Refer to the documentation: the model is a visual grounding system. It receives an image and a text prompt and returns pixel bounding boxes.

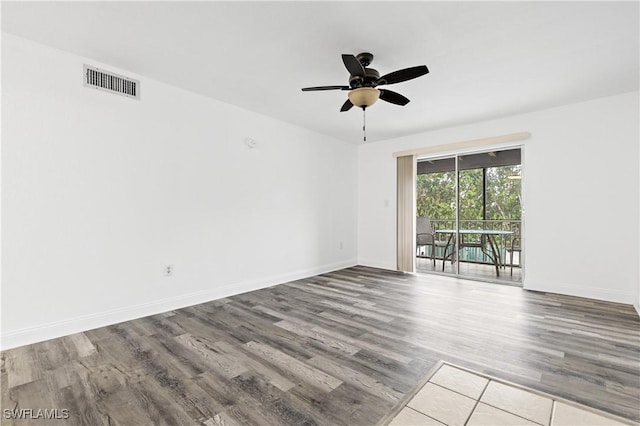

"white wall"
[1,35,358,349]
[358,91,639,306]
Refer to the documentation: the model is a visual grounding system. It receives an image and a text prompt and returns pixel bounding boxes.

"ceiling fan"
[301,52,429,112]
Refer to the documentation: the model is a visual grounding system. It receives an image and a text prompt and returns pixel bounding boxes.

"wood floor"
[2,266,639,425]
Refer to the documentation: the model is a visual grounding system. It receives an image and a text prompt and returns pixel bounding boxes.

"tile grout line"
[404,383,467,426]
[549,400,556,426]
[406,407,446,426]
[477,398,547,425]
[475,379,549,426]
[388,364,439,424]
[463,377,491,426]
[401,368,480,425]
[380,361,446,426]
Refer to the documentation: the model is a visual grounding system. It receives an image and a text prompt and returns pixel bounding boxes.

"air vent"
[83,65,139,99]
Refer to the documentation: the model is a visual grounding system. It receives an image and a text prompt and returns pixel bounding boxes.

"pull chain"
[362,107,367,142]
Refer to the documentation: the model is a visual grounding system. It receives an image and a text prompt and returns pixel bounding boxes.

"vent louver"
[83,65,140,99]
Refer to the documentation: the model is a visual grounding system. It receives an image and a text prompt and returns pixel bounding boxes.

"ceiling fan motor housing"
[350,68,380,88]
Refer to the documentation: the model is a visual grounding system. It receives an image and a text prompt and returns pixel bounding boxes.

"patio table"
[435,229,514,277]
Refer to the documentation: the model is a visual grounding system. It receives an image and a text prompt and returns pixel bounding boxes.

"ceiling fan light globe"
[348,87,380,108]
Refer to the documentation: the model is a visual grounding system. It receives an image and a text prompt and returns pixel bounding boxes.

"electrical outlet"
[164,265,174,277]
[339,241,344,250]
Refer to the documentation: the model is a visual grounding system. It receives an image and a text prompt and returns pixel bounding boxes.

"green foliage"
[416,171,455,219]
[486,166,522,220]
[416,165,521,221]
[459,168,483,220]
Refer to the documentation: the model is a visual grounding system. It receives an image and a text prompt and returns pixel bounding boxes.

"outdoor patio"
[416,218,522,284]
[416,255,522,284]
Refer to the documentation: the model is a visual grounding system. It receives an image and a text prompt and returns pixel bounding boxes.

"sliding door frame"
[415,143,525,285]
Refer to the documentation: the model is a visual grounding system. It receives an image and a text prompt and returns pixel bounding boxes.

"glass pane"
[458,168,483,221]
[486,165,522,221]
[486,164,522,283]
[416,158,457,275]
[457,151,522,283]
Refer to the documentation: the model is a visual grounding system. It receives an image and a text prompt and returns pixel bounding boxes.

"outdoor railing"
[421,219,521,265]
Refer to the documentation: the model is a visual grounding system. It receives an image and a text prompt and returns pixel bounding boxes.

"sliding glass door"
[416,148,523,284]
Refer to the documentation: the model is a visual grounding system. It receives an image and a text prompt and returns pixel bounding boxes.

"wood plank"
[307,354,402,402]
[175,333,249,379]
[244,341,343,393]
[274,320,361,355]
[213,340,297,392]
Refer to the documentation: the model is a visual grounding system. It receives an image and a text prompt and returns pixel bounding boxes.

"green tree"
[458,169,483,220]
[416,171,455,219]
[416,165,521,221]
[486,165,521,220]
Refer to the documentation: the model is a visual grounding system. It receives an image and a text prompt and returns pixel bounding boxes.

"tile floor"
[388,363,635,426]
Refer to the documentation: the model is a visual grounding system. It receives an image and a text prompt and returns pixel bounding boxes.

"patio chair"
[505,237,521,276]
[416,217,448,268]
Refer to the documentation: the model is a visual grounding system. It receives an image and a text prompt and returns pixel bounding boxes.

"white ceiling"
[2,1,638,143]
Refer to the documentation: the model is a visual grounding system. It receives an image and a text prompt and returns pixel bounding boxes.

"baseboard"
[356,258,397,272]
[523,279,635,305]
[0,259,357,351]
[634,301,640,318]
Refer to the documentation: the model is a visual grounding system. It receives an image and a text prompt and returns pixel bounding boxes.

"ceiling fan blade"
[342,54,365,78]
[379,89,410,106]
[377,65,429,85]
[340,99,354,112]
[302,85,350,91]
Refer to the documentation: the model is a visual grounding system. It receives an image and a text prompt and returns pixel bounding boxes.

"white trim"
[634,302,640,318]
[357,258,397,272]
[392,132,530,158]
[524,279,635,305]
[0,259,357,351]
